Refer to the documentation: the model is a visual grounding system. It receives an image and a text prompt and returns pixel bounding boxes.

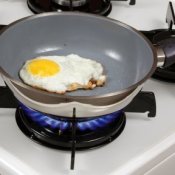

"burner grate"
[16,105,126,150]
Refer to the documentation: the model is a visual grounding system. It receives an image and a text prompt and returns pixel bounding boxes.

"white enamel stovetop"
[0,0,175,175]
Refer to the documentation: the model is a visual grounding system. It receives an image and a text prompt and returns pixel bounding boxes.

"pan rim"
[0,12,157,100]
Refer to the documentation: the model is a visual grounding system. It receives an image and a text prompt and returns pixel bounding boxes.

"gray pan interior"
[0,13,155,97]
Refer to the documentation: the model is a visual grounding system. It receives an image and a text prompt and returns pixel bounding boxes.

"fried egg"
[19,54,106,94]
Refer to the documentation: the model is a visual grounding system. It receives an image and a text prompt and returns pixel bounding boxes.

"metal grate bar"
[70,108,76,170]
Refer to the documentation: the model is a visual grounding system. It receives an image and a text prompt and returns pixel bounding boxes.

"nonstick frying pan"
[4,76,142,117]
[0,12,174,108]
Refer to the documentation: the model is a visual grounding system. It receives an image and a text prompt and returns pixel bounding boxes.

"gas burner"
[152,64,175,82]
[13,91,156,151]
[27,0,112,16]
[16,104,126,150]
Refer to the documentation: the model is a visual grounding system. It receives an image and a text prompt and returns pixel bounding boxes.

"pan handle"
[155,38,175,68]
[155,45,165,67]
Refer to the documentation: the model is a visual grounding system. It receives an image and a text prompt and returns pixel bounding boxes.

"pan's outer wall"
[0,13,157,105]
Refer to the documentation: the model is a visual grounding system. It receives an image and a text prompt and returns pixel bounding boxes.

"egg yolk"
[27,59,60,77]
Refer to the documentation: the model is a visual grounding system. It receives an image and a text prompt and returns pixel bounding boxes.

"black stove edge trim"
[0,86,156,117]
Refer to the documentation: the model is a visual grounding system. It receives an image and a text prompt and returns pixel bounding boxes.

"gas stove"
[0,0,175,175]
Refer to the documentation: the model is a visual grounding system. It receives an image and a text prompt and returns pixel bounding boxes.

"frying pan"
[4,75,142,117]
[0,13,174,111]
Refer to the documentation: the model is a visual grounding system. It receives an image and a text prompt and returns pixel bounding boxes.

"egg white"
[19,54,105,93]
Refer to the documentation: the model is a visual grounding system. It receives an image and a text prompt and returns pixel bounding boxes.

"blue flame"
[20,103,122,132]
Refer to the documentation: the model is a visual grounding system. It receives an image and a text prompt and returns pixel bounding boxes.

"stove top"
[0,0,175,175]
